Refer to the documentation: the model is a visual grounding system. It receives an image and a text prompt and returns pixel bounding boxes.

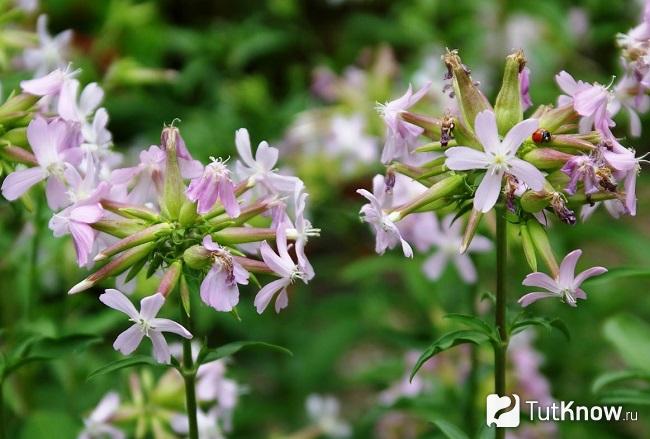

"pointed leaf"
[430,419,470,439]
[603,314,650,371]
[88,355,164,380]
[592,369,650,394]
[198,341,292,365]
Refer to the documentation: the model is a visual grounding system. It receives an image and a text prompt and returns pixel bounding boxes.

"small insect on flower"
[531,128,552,144]
[440,114,455,147]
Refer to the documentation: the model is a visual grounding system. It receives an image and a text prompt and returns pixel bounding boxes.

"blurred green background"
[1,0,650,437]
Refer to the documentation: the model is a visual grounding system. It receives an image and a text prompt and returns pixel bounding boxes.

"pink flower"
[357,175,413,257]
[519,249,607,307]
[99,289,192,364]
[186,159,240,217]
[78,392,124,439]
[21,66,78,96]
[422,214,492,284]
[22,15,72,77]
[283,192,318,279]
[445,110,545,212]
[561,154,601,195]
[254,227,313,314]
[377,82,431,164]
[110,145,166,205]
[602,140,647,216]
[200,236,249,312]
[58,79,104,124]
[556,71,615,134]
[235,128,301,195]
[1,117,81,209]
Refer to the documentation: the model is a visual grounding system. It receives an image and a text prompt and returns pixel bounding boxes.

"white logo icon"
[486,394,520,428]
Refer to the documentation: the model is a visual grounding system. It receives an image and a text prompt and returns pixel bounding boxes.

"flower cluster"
[0,18,318,365]
[356,47,636,307]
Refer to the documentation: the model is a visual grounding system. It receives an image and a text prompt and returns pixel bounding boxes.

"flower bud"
[452,117,482,149]
[520,190,550,213]
[395,174,464,218]
[519,222,537,271]
[178,199,198,227]
[460,209,483,254]
[94,222,173,261]
[212,227,276,245]
[182,245,212,270]
[100,200,161,222]
[233,256,273,275]
[566,191,618,208]
[538,104,578,133]
[0,144,37,165]
[548,134,596,152]
[1,127,28,148]
[526,219,559,277]
[157,261,182,297]
[0,93,38,120]
[91,218,149,238]
[68,242,156,294]
[399,112,441,139]
[160,125,186,220]
[442,49,492,131]
[494,50,525,134]
[522,148,573,169]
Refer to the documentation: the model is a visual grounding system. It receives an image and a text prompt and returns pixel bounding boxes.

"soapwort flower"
[99,289,192,364]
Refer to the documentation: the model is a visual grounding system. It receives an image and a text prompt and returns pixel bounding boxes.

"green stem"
[495,203,508,439]
[180,294,198,439]
[0,379,5,439]
[465,283,479,436]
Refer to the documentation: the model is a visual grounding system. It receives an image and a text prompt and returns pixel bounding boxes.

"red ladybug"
[531,129,552,143]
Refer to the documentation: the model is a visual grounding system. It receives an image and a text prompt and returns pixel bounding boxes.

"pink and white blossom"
[421,214,492,284]
[21,15,72,77]
[78,392,124,439]
[377,82,431,164]
[1,117,81,209]
[200,236,249,312]
[445,110,545,212]
[186,159,240,217]
[519,249,607,307]
[99,289,192,364]
[254,227,313,314]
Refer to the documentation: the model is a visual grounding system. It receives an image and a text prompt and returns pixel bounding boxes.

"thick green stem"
[465,283,479,436]
[495,203,508,439]
[180,295,198,439]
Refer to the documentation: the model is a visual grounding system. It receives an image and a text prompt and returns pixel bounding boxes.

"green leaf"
[410,330,491,381]
[88,355,164,380]
[510,316,570,340]
[430,419,470,439]
[198,341,292,365]
[598,388,650,406]
[477,425,496,439]
[445,313,494,336]
[4,334,101,377]
[592,369,650,394]
[584,267,650,285]
[20,410,79,439]
[603,314,650,371]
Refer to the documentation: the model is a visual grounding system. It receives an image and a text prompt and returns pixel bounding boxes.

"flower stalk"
[494,202,508,439]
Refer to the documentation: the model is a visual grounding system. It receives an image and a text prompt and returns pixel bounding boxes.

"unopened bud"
[548,134,597,153]
[520,190,550,213]
[100,200,161,222]
[179,199,198,227]
[0,94,38,120]
[94,223,173,261]
[522,148,574,169]
[157,261,182,297]
[396,174,464,217]
[183,245,212,270]
[494,50,525,134]
[212,227,276,245]
[68,242,156,294]
[1,127,28,148]
[233,256,273,275]
[399,112,441,139]
[92,218,149,238]
[161,125,186,220]
[442,49,492,131]
[0,144,37,165]
[538,104,578,133]
[526,219,559,277]
[460,209,483,254]
[519,222,537,272]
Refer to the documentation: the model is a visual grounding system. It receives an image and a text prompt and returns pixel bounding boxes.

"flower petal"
[148,330,171,364]
[254,278,289,314]
[473,170,503,213]
[518,292,558,307]
[508,158,546,191]
[100,289,139,320]
[422,251,447,280]
[573,267,607,287]
[444,147,489,171]
[522,272,559,293]
[113,324,144,355]
[1,167,47,201]
[139,293,165,321]
[501,118,539,155]
[473,110,500,153]
[150,318,192,339]
[559,249,582,287]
